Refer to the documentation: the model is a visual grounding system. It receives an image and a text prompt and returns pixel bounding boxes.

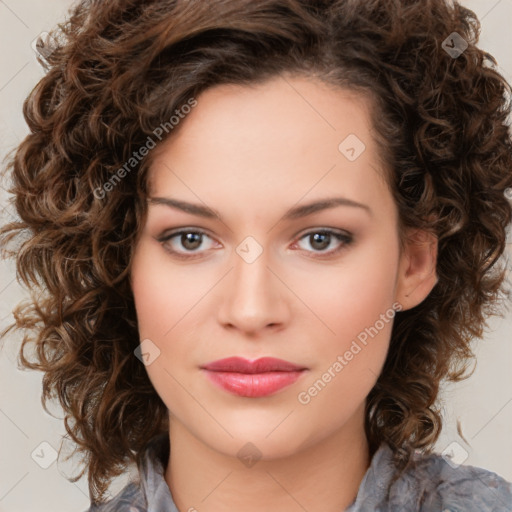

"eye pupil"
[310,233,330,250]
[182,232,202,250]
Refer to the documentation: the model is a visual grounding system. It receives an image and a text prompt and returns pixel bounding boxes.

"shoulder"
[387,448,512,511]
[83,481,146,512]
[83,433,170,512]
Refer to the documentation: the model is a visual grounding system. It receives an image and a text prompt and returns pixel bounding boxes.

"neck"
[164,405,371,512]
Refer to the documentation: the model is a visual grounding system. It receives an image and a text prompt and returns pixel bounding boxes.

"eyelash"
[157,228,354,260]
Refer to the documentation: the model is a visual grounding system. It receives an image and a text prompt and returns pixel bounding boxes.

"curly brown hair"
[1,0,511,505]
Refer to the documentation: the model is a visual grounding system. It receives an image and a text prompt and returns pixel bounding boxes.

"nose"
[217,246,290,336]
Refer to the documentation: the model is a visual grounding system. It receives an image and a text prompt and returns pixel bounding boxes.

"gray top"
[86,433,512,511]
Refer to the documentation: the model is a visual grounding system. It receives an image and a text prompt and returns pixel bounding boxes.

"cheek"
[130,245,197,399]
[294,262,397,421]
[317,245,397,308]
[299,239,399,366]
[130,243,201,337]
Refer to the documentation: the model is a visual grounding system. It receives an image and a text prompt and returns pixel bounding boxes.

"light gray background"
[1,1,511,511]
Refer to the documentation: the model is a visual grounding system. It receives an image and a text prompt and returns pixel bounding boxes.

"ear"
[395,228,439,311]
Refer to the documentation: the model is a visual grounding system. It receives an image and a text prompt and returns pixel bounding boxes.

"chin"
[200,423,316,462]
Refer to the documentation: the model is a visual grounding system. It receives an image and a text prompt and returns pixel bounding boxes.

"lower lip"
[202,370,306,397]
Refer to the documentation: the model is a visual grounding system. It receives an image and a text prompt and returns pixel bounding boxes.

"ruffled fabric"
[86,434,512,511]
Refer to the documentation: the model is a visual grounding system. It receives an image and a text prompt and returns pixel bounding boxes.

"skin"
[130,74,438,512]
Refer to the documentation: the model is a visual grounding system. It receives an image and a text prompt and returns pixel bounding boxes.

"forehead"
[146,75,391,217]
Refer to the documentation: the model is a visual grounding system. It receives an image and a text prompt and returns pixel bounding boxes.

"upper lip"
[201,357,307,373]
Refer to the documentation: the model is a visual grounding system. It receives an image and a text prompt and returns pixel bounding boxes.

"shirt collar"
[137,433,179,512]
[136,433,395,512]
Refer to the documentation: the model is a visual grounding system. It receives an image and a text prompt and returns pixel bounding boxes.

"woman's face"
[130,75,436,460]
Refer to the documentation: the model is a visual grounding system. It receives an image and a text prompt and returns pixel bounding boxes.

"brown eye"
[294,229,353,257]
[178,232,203,251]
[158,229,216,258]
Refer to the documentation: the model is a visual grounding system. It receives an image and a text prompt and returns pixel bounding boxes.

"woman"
[1,0,511,510]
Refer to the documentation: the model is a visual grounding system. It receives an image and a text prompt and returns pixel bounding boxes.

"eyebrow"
[148,196,372,220]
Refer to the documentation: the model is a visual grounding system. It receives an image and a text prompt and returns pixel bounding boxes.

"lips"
[201,356,307,373]
[200,357,308,398]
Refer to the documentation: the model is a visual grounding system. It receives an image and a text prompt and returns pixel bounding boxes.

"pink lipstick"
[200,356,308,398]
